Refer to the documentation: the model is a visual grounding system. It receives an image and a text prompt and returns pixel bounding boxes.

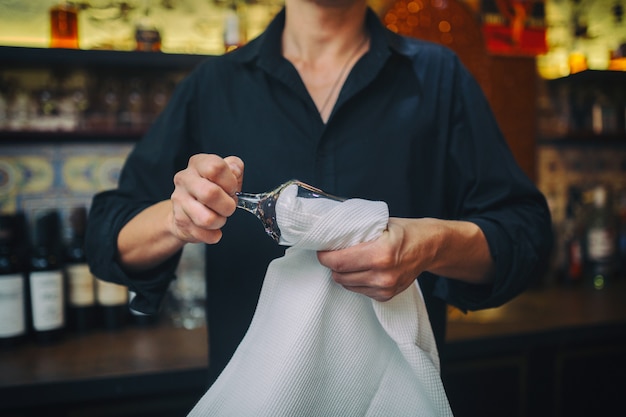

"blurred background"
[0,1,625,416]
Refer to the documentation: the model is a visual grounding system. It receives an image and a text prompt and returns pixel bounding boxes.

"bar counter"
[1,281,625,417]
[447,280,626,345]
[0,323,210,417]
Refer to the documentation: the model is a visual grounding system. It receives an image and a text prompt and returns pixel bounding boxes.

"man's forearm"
[117,200,185,271]
[419,218,495,284]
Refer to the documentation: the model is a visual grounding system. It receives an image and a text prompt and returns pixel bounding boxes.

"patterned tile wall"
[3,141,624,244]
[0,142,132,239]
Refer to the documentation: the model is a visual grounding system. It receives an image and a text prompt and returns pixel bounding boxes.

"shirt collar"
[229,7,422,68]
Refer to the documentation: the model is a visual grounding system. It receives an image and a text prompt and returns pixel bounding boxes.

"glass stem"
[235,192,262,215]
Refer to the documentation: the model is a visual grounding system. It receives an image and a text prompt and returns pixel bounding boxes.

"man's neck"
[282,0,368,63]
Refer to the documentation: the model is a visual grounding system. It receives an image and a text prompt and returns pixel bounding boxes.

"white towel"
[188,185,453,416]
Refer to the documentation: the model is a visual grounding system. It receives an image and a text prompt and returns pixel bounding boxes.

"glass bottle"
[0,214,28,347]
[616,187,626,279]
[561,186,584,285]
[135,0,162,52]
[96,278,128,330]
[65,206,96,333]
[584,185,618,290]
[29,210,66,344]
[223,0,246,53]
[50,1,79,49]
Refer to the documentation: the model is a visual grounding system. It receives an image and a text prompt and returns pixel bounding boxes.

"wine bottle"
[617,187,626,279]
[561,186,584,285]
[584,185,618,290]
[29,210,66,344]
[96,278,128,330]
[65,206,96,333]
[0,214,28,347]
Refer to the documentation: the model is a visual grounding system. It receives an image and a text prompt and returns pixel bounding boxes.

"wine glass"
[235,179,345,243]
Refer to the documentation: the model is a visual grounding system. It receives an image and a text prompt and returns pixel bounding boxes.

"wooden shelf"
[537,132,626,147]
[0,129,145,144]
[0,46,215,142]
[0,46,213,71]
[547,69,626,85]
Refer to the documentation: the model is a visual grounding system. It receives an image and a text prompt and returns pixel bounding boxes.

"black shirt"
[86,9,553,384]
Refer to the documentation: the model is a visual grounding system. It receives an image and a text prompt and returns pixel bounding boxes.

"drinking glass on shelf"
[7,84,33,131]
[167,243,206,329]
[71,85,89,130]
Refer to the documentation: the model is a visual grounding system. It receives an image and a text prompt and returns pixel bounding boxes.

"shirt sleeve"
[433,56,553,312]
[85,71,202,315]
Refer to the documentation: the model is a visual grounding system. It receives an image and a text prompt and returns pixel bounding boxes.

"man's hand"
[316,218,432,302]
[170,154,244,244]
[317,218,494,302]
[117,154,243,271]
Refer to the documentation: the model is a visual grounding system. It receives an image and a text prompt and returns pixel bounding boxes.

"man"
[86,0,553,387]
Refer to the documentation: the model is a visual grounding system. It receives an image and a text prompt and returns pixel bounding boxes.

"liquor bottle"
[65,207,96,333]
[96,278,128,330]
[135,0,162,52]
[223,0,246,53]
[617,187,626,279]
[561,186,584,285]
[49,1,79,49]
[29,210,66,344]
[584,185,618,290]
[0,214,28,347]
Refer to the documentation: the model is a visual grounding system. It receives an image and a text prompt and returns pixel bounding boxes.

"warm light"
[384,12,398,25]
[0,36,48,47]
[407,1,422,13]
[438,20,451,33]
[430,0,445,9]
[608,57,626,71]
[568,52,587,74]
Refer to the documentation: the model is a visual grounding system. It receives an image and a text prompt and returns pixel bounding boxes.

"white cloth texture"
[187,184,453,417]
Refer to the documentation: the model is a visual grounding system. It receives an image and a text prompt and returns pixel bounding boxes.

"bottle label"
[0,274,26,337]
[588,228,615,260]
[67,264,96,307]
[96,279,128,306]
[30,271,65,331]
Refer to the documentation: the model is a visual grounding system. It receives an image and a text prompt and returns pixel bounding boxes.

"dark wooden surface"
[0,324,208,388]
[443,281,626,417]
[446,281,626,343]
[2,282,625,386]
[1,281,625,416]
[0,324,209,415]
